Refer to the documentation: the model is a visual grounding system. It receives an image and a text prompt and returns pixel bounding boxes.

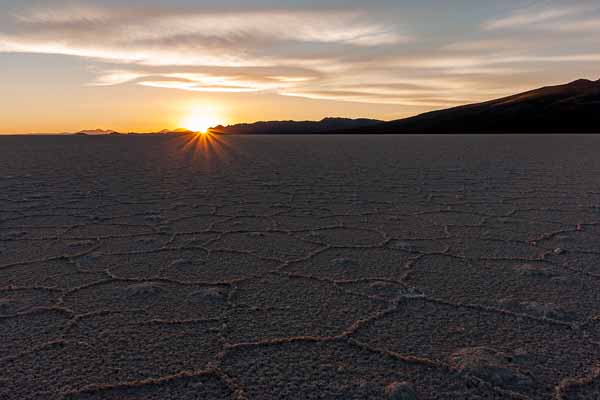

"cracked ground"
[1,134,600,399]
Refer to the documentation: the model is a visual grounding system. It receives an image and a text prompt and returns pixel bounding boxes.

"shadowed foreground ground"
[1,134,600,399]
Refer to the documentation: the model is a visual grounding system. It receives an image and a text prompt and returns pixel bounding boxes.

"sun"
[181,113,220,134]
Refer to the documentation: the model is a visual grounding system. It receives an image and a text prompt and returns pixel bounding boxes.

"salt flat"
[1,134,600,399]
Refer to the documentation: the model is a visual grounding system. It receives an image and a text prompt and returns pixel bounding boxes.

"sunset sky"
[1,0,599,133]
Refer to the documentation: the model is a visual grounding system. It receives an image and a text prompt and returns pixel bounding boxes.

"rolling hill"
[348,79,600,134]
[210,117,383,135]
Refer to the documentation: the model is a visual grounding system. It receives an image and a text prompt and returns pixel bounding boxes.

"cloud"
[0,5,413,91]
[3,6,408,64]
[483,3,600,31]
[444,38,534,52]
[483,6,585,30]
[138,80,261,93]
[90,70,147,86]
[81,48,600,106]
[385,52,600,73]
[555,18,600,32]
[280,89,473,107]
[0,4,428,105]
[14,4,114,25]
[1,2,598,111]
[278,72,538,107]
[88,65,323,94]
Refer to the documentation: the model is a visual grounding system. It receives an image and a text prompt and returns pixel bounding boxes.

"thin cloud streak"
[483,5,588,30]
[483,3,600,32]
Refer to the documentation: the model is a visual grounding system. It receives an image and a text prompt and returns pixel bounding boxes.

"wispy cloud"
[484,6,583,30]
[1,2,598,112]
[388,53,600,71]
[0,4,429,104]
[0,5,414,93]
[483,3,600,31]
[90,66,322,93]
[3,6,408,62]
[555,18,600,32]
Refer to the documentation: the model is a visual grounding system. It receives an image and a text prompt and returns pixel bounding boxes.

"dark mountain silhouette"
[347,79,600,134]
[75,129,118,135]
[158,128,195,134]
[72,128,194,136]
[211,117,383,135]
[69,79,600,136]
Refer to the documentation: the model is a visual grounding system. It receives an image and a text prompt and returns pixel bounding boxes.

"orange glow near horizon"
[181,108,222,133]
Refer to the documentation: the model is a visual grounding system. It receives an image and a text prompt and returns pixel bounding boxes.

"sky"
[1,0,599,133]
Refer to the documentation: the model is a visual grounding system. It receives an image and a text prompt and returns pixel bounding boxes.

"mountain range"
[348,78,600,134]
[75,129,119,135]
[74,128,195,136]
[72,79,600,135]
[210,117,383,135]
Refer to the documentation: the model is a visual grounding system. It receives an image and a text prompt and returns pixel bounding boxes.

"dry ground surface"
[1,134,600,399]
